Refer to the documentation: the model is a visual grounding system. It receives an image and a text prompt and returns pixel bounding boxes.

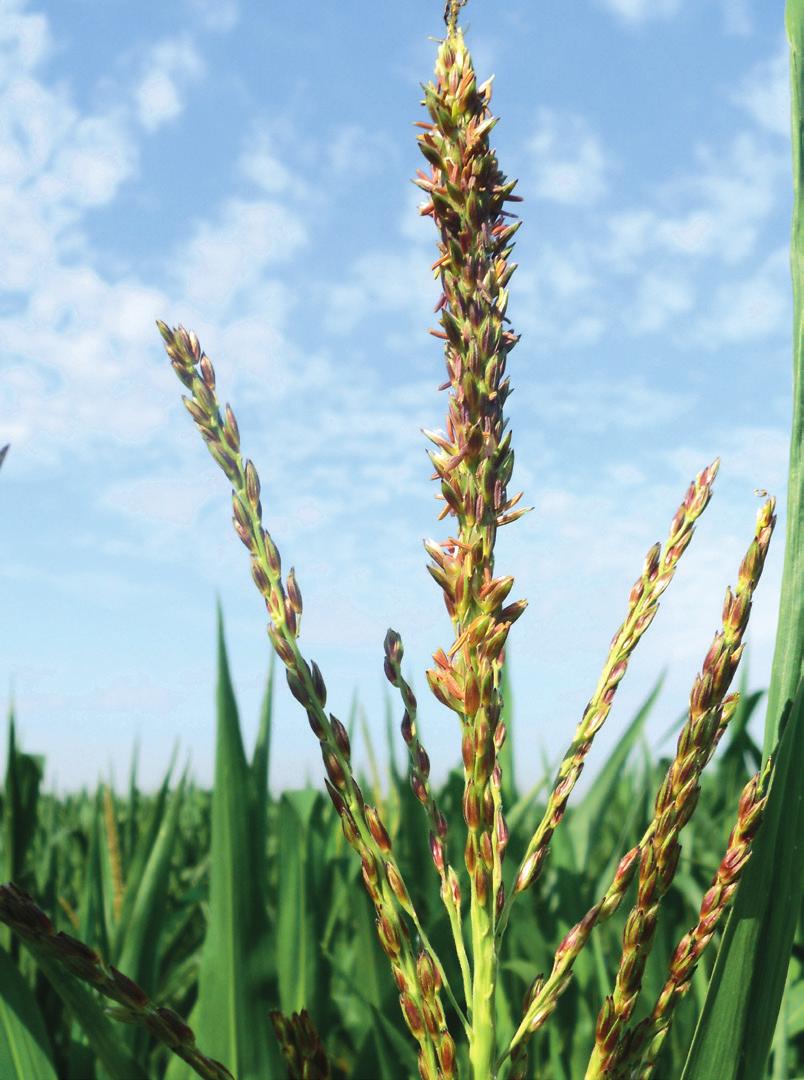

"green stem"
[447,897,473,1012]
[764,0,804,755]
[469,886,496,1079]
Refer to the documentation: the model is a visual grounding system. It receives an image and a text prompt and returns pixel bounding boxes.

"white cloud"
[521,376,690,433]
[174,199,307,320]
[137,73,182,131]
[0,12,220,303]
[596,0,682,24]
[135,36,204,132]
[629,270,694,333]
[7,88,135,218]
[604,209,654,267]
[604,133,784,268]
[688,246,789,346]
[666,424,790,491]
[721,0,752,36]
[325,124,397,178]
[525,107,610,204]
[731,41,789,138]
[0,9,317,470]
[100,474,216,530]
[0,269,172,460]
[236,120,398,213]
[0,1,50,72]
[607,463,647,486]
[509,242,605,349]
[238,134,295,194]
[185,0,239,32]
[667,133,784,263]
[35,111,137,207]
[508,104,786,352]
[539,247,594,297]
[322,247,437,336]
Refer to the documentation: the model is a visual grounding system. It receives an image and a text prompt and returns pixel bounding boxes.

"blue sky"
[0,0,793,792]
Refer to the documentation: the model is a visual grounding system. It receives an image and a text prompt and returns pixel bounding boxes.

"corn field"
[1,1,803,1078]
[0,646,801,1079]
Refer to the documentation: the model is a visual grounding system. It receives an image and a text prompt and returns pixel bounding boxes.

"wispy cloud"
[135,36,204,132]
[666,424,790,490]
[524,108,611,204]
[605,133,785,267]
[508,111,785,351]
[627,271,694,333]
[688,246,789,346]
[100,474,217,531]
[238,129,296,195]
[519,376,691,433]
[0,17,137,289]
[721,0,752,37]
[322,247,436,336]
[1,0,50,69]
[185,0,238,32]
[325,124,399,179]
[0,7,220,467]
[173,198,307,320]
[595,0,682,24]
[597,0,754,36]
[731,40,789,138]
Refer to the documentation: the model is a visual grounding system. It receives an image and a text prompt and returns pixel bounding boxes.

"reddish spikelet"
[588,500,776,1076]
[0,885,233,1080]
[505,461,723,942]
[618,760,774,1077]
[270,1009,331,1080]
[418,34,527,1016]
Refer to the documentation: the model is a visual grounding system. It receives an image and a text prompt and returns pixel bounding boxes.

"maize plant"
[1,2,801,1078]
[150,3,799,1077]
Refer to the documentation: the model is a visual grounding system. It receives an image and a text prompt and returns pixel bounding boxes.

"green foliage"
[167,611,278,1080]
[0,946,56,1079]
[0,630,800,1078]
[682,684,804,1080]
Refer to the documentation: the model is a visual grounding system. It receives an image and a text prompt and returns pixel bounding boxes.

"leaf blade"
[681,681,804,1080]
[0,947,57,1080]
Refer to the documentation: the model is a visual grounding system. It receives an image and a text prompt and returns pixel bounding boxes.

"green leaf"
[116,775,187,993]
[334,944,419,1080]
[786,976,804,1037]
[249,655,274,897]
[178,607,276,1079]
[112,750,176,960]
[77,789,111,961]
[0,946,56,1079]
[123,739,141,872]
[32,949,146,1079]
[276,789,318,1016]
[681,681,804,1080]
[763,0,804,758]
[2,708,43,885]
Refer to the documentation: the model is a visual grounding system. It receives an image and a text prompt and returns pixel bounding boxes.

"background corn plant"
[0,638,801,1078]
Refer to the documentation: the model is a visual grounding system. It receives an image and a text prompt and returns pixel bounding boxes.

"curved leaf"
[0,947,56,1079]
[681,681,804,1080]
